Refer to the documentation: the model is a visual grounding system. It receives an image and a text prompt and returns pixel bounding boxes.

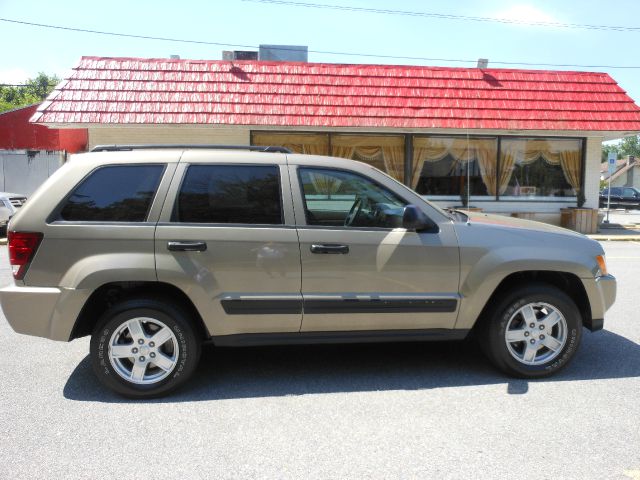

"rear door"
[289,163,461,334]
[155,151,302,337]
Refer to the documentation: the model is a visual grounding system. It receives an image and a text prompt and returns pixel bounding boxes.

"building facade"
[31,56,640,224]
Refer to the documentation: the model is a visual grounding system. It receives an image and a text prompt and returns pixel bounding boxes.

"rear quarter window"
[58,164,165,222]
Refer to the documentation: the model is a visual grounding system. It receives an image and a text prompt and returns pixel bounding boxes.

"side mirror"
[402,205,437,232]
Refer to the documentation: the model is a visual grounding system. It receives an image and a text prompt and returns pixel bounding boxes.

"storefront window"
[252,131,584,202]
[500,138,582,199]
[412,137,498,197]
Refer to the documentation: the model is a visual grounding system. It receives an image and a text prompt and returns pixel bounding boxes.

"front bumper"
[580,274,617,331]
[0,285,89,341]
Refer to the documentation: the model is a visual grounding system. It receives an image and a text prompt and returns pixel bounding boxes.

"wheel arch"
[70,281,209,340]
[471,271,591,332]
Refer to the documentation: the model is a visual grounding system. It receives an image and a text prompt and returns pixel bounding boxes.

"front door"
[291,166,460,333]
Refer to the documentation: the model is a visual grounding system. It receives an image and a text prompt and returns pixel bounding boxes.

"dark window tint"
[59,165,164,222]
[175,165,282,224]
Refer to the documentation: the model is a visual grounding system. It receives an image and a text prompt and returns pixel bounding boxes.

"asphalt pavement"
[0,243,639,479]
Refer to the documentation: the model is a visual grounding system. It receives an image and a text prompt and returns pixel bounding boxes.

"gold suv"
[0,146,616,398]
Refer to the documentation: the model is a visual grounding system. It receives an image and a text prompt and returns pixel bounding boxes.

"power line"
[3,17,640,69]
[243,0,640,32]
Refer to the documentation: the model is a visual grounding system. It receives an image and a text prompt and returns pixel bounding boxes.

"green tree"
[601,142,621,163]
[619,135,640,158]
[0,72,60,113]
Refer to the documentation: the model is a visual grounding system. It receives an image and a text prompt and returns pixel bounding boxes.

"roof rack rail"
[91,144,292,153]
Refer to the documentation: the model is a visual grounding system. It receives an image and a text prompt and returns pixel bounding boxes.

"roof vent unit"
[259,45,308,62]
[477,58,489,69]
[222,50,259,61]
[170,55,180,60]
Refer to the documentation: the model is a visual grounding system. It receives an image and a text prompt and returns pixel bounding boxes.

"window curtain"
[559,150,581,191]
[412,137,497,193]
[252,133,329,155]
[500,139,582,193]
[309,171,343,196]
[498,151,516,194]
[331,135,405,181]
[331,145,356,160]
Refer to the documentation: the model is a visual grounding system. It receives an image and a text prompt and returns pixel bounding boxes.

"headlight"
[595,255,608,277]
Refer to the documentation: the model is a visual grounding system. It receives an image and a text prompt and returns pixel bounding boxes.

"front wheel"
[90,298,201,398]
[478,284,582,378]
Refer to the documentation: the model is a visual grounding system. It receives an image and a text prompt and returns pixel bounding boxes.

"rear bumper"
[580,274,616,331]
[0,284,89,341]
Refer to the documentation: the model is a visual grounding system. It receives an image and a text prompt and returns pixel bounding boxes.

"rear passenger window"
[174,165,283,224]
[59,165,164,222]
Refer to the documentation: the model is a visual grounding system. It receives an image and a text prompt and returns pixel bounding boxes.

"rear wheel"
[478,283,582,378]
[90,298,201,398]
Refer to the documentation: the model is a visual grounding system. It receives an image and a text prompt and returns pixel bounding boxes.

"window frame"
[295,165,412,231]
[48,163,167,224]
[170,163,285,226]
[253,130,587,204]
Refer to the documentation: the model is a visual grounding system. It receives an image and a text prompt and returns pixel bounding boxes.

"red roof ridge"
[76,55,615,77]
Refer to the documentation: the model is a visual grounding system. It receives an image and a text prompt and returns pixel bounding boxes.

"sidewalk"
[587,224,640,241]
[588,210,640,241]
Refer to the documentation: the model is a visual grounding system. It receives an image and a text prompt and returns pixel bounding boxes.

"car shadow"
[63,329,640,403]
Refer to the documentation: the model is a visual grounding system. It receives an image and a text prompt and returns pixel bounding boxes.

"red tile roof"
[31,56,640,132]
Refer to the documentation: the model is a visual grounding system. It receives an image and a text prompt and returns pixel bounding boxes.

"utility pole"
[605,152,616,223]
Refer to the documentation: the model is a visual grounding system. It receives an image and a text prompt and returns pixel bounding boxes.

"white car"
[0,192,27,236]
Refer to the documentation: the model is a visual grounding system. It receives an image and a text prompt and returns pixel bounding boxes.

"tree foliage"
[619,135,640,158]
[0,72,60,113]
[602,135,640,163]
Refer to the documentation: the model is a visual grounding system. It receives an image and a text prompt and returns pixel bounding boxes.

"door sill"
[211,329,470,347]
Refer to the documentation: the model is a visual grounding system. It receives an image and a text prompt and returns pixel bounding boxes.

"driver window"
[298,168,408,228]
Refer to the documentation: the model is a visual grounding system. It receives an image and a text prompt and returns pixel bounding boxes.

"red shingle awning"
[31,56,640,132]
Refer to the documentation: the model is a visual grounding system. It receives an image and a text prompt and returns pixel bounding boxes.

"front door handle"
[310,244,349,254]
[167,241,207,252]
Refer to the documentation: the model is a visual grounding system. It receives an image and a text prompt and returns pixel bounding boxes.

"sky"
[2,0,640,107]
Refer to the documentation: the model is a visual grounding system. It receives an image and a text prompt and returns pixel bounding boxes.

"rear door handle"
[310,244,349,254]
[167,241,207,252]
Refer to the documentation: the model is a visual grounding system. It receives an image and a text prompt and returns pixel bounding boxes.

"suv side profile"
[1,146,616,398]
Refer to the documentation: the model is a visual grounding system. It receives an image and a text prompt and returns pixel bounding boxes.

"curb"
[587,236,640,241]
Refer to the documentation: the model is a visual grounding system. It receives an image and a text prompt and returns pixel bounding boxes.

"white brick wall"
[583,136,603,209]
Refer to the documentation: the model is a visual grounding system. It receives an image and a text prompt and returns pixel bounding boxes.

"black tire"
[477,283,582,378]
[90,298,201,398]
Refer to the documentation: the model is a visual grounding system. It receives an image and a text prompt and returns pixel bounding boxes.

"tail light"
[8,231,43,280]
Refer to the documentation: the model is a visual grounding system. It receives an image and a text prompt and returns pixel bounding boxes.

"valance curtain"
[501,139,582,193]
[252,133,329,155]
[412,137,498,194]
[253,133,405,181]
[331,135,405,181]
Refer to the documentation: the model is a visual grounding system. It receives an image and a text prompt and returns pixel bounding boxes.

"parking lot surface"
[0,243,639,479]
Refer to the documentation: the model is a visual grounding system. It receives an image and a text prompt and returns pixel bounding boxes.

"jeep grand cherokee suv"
[0,145,616,398]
